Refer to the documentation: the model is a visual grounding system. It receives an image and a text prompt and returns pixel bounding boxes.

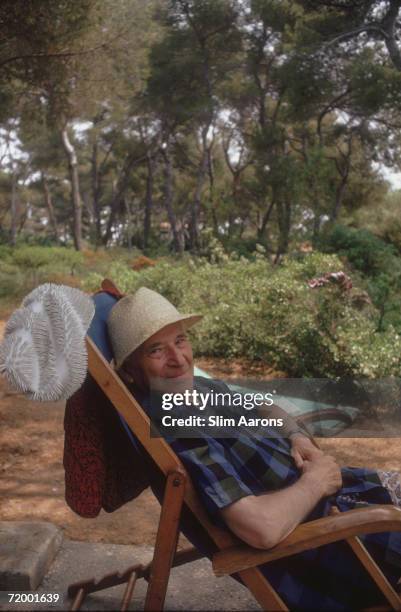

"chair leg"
[347,536,401,611]
[68,564,145,610]
[121,570,140,612]
[70,588,85,611]
[67,470,186,611]
[330,507,401,611]
[238,567,288,611]
[144,470,186,611]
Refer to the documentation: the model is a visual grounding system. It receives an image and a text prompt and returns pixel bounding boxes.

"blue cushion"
[87,292,118,361]
[88,292,141,450]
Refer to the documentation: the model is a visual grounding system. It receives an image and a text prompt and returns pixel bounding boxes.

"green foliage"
[10,246,83,272]
[0,246,85,299]
[0,262,24,298]
[349,50,401,115]
[3,244,401,377]
[148,0,241,124]
[322,225,401,332]
[197,228,230,263]
[356,190,401,252]
[1,0,401,259]
[93,251,401,377]
[221,235,270,259]
[280,54,333,119]
[85,259,139,294]
[322,225,398,275]
[0,0,97,119]
[250,0,298,33]
[0,245,13,262]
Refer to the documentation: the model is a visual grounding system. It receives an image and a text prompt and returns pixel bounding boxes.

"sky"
[381,167,401,190]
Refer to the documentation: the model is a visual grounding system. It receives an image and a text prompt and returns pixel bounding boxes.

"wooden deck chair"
[67,282,401,612]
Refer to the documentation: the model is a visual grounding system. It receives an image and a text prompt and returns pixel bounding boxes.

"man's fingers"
[301,459,311,473]
[291,449,304,469]
[306,447,324,461]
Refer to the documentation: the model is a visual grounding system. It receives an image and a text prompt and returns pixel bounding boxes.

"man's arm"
[220,454,342,550]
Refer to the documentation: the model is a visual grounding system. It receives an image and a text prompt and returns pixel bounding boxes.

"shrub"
[220,235,270,260]
[11,246,84,273]
[322,225,399,276]
[0,245,12,263]
[322,225,401,332]
[95,251,401,378]
[1,246,85,299]
[85,260,139,294]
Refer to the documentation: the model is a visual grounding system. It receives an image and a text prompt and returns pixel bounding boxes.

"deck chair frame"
[67,337,401,611]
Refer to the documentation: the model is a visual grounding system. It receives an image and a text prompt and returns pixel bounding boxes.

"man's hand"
[290,433,323,469]
[221,450,343,550]
[302,454,343,497]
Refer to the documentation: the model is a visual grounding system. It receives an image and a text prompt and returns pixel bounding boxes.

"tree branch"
[381,0,401,71]
[319,23,389,50]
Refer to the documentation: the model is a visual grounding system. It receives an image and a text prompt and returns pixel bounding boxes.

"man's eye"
[149,347,162,356]
[176,336,187,345]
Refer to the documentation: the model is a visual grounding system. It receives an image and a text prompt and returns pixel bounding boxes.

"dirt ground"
[1,321,401,546]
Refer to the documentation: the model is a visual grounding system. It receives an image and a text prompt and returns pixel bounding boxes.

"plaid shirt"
[143,377,401,611]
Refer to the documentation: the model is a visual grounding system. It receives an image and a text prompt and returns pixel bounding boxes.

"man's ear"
[119,359,149,393]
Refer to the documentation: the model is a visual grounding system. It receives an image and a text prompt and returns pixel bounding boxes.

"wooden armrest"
[212,505,401,576]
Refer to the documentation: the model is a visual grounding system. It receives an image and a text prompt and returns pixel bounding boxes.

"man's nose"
[166,345,185,365]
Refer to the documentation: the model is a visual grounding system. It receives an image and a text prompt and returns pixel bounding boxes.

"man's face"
[124,321,194,392]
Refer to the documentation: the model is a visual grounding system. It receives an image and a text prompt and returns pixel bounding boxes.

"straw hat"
[0,283,94,401]
[108,287,202,370]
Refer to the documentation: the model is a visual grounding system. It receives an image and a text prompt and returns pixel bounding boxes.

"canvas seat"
[65,280,401,611]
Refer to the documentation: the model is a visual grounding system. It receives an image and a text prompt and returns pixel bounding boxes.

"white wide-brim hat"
[108,287,202,370]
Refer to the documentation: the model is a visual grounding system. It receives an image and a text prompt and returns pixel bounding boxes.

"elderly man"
[108,287,401,611]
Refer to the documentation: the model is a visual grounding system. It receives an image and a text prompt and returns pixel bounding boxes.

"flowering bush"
[91,251,401,378]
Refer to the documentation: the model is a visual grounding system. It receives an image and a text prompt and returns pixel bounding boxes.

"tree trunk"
[91,141,102,247]
[312,209,321,244]
[189,126,210,250]
[61,126,83,251]
[42,173,59,242]
[103,152,146,246]
[227,212,234,238]
[10,170,17,247]
[143,153,154,250]
[275,200,291,263]
[257,200,275,239]
[18,208,27,234]
[211,205,219,236]
[162,146,183,254]
[123,197,133,250]
[332,174,348,221]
